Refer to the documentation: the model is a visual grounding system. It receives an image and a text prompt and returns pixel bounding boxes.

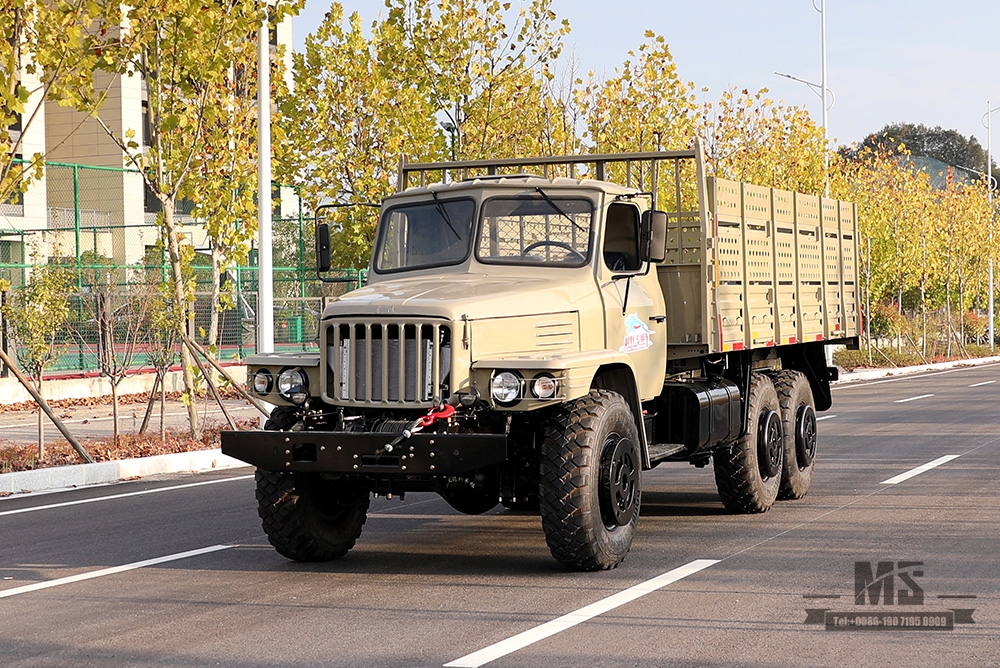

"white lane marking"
[443,559,719,668]
[969,380,996,387]
[816,414,837,421]
[881,455,960,485]
[894,394,934,403]
[0,475,254,517]
[0,544,233,599]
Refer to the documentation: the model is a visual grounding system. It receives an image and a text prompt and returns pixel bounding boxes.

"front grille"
[327,320,451,406]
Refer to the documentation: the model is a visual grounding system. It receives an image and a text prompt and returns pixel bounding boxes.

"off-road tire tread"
[772,370,816,500]
[255,470,369,561]
[539,389,638,571]
[713,373,781,514]
[256,406,368,562]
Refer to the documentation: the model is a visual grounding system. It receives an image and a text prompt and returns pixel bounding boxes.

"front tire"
[539,390,641,571]
[772,370,817,500]
[713,373,783,513]
[256,470,370,562]
[256,406,369,561]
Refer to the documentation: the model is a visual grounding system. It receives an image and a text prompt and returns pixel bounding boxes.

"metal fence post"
[73,164,85,370]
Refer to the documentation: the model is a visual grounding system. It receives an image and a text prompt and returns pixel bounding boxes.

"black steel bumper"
[221,430,509,475]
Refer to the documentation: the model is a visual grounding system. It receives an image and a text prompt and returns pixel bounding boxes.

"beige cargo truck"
[221,142,859,571]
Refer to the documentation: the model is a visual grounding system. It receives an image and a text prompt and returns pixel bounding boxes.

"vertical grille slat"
[328,319,451,407]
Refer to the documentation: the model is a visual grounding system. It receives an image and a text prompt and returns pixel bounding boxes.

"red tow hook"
[417,403,456,428]
[380,403,458,455]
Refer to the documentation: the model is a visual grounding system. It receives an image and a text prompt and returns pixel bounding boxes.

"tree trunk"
[160,369,167,448]
[35,377,44,459]
[209,245,222,349]
[162,201,200,436]
[139,373,160,435]
[111,381,120,447]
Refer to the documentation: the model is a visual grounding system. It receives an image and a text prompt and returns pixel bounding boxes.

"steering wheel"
[521,240,585,262]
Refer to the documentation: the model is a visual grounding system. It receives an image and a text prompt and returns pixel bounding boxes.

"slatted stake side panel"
[661,211,707,346]
[742,183,775,348]
[794,193,825,342]
[772,189,798,344]
[839,201,859,338]
[662,177,857,358]
[711,179,746,350]
[821,198,844,338]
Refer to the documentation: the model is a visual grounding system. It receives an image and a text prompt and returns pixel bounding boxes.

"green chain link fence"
[1,161,368,377]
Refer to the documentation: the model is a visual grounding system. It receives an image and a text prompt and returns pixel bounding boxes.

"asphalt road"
[1,364,998,667]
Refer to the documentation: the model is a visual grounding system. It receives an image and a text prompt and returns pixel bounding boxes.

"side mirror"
[639,210,667,263]
[315,206,332,273]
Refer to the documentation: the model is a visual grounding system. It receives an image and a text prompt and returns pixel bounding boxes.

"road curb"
[835,355,1000,384]
[0,449,247,497]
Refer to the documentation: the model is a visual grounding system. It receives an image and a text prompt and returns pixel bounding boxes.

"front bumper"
[221,430,508,475]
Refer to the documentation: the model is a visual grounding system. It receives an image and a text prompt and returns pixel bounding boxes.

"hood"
[324,271,595,321]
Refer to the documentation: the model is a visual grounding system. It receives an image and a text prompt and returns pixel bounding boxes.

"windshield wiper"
[535,187,587,234]
[431,190,462,240]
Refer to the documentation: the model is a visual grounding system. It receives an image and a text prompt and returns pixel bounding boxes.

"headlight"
[491,371,521,405]
[252,369,273,394]
[277,367,309,404]
[531,374,557,399]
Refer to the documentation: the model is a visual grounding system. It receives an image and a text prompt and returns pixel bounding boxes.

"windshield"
[477,196,593,267]
[375,198,476,272]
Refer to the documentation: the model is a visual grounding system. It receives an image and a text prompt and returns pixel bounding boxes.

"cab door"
[599,202,667,400]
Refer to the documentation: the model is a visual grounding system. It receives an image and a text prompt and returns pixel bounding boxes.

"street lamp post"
[775,0,832,196]
[983,102,1000,351]
[819,0,828,193]
[257,6,274,355]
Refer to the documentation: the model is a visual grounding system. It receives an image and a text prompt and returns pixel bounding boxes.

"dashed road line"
[443,559,719,668]
[969,380,996,387]
[0,545,233,599]
[816,414,836,421]
[880,455,960,485]
[894,394,934,403]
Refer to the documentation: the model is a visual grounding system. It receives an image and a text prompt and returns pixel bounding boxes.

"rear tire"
[539,390,641,571]
[713,373,783,513]
[772,370,817,500]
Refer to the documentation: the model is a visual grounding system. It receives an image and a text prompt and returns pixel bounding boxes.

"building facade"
[1,13,298,272]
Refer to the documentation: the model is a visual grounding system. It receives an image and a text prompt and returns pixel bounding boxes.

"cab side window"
[603,203,641,272]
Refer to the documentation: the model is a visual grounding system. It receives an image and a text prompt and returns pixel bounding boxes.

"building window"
[2,153,24,214]
[141,100,152,147]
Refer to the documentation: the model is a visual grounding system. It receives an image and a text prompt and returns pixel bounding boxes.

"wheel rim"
[757,409,783,480]
[795,404,817,468]
[599,435,639,528]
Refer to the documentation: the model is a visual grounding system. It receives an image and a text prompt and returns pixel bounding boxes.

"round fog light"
[277,367,307,396]
[253,370,273,394]
[491,371,521,404]
[531,375,557,399]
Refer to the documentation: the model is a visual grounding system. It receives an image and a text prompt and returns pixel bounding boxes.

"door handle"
[649,315,667,323]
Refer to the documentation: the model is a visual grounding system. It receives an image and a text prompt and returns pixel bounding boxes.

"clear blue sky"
[291,0,1000,153]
